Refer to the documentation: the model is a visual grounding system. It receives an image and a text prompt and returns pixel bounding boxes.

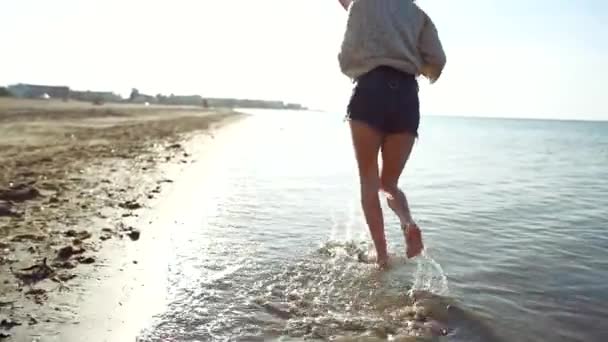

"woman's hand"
[418,12,447,83]
[338,0,353,10]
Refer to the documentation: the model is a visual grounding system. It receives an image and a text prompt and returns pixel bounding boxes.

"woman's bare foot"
[359,249,390,269]
[377,256,390,269]
[404,223,424,258]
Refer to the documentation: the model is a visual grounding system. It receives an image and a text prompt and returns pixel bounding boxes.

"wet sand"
[0,98,246,340]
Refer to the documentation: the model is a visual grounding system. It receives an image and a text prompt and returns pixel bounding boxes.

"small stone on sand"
[57,245,85,260]
[119,200,142,210]
[64,230,92,240]
[127,229,141,241]
[77,256,95,264]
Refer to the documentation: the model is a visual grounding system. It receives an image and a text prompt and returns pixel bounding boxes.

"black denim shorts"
[346,66,420,136]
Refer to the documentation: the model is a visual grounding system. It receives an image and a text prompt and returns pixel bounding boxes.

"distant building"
[70,90,123,104]
[285,103,305,110]
[131,94,158,104]
[205,98,305,110]
[8,83,70,100]
[157,94,206,106]
[0,87,11,97]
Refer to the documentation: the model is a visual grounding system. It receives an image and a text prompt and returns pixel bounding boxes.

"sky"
[1,0,607,120]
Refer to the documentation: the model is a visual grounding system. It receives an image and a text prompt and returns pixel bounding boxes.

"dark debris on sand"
[127,229,140,241]
[63,229,92,240]
[0,319,21,330]
[12,259,74,298]
[0,201,20,218]
[117,223,141,241]
[10,258,55,287]
[24,288,48,305]
[0,184,41,202]
[10,234,46,243]
[56,245,85,260]
[52,260,76,270]
[118,200,142,210]
[76,256,95,264]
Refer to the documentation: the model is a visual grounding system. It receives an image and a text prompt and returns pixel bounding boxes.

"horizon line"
[309,109,608,123]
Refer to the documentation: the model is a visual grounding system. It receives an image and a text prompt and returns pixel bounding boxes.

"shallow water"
[137,111,608,342]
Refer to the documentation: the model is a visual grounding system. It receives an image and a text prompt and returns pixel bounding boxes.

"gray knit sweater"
[338,0,446,83]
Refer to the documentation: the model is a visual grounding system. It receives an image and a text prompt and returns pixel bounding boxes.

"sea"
[135,110,608,342]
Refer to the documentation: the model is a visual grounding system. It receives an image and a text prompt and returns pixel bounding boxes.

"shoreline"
[0,99,247,341]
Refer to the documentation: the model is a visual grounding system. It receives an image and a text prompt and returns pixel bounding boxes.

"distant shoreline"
[423,113,608,124]
[0,83,308,111]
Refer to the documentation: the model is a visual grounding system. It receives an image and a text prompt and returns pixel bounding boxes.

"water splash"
[250,241,452,340]
[411,249,450,296]
[139,239,454,341]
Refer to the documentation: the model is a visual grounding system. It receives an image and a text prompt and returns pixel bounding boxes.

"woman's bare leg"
[380,132,424,258]
[348,120,387,266]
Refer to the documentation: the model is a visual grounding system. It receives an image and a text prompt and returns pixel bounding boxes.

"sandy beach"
[0,98,246,340]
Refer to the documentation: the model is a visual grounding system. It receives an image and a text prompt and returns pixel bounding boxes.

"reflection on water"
[138,111,608,342]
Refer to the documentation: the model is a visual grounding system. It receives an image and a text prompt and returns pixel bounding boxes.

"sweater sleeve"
[338,0,365,78]
[338,0,353,10]
[418,11,446,83]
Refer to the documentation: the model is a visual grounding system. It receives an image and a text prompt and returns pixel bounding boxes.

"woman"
[337,0,446,267]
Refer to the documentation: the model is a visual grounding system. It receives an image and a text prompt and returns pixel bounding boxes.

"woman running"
[337,0,446,267]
